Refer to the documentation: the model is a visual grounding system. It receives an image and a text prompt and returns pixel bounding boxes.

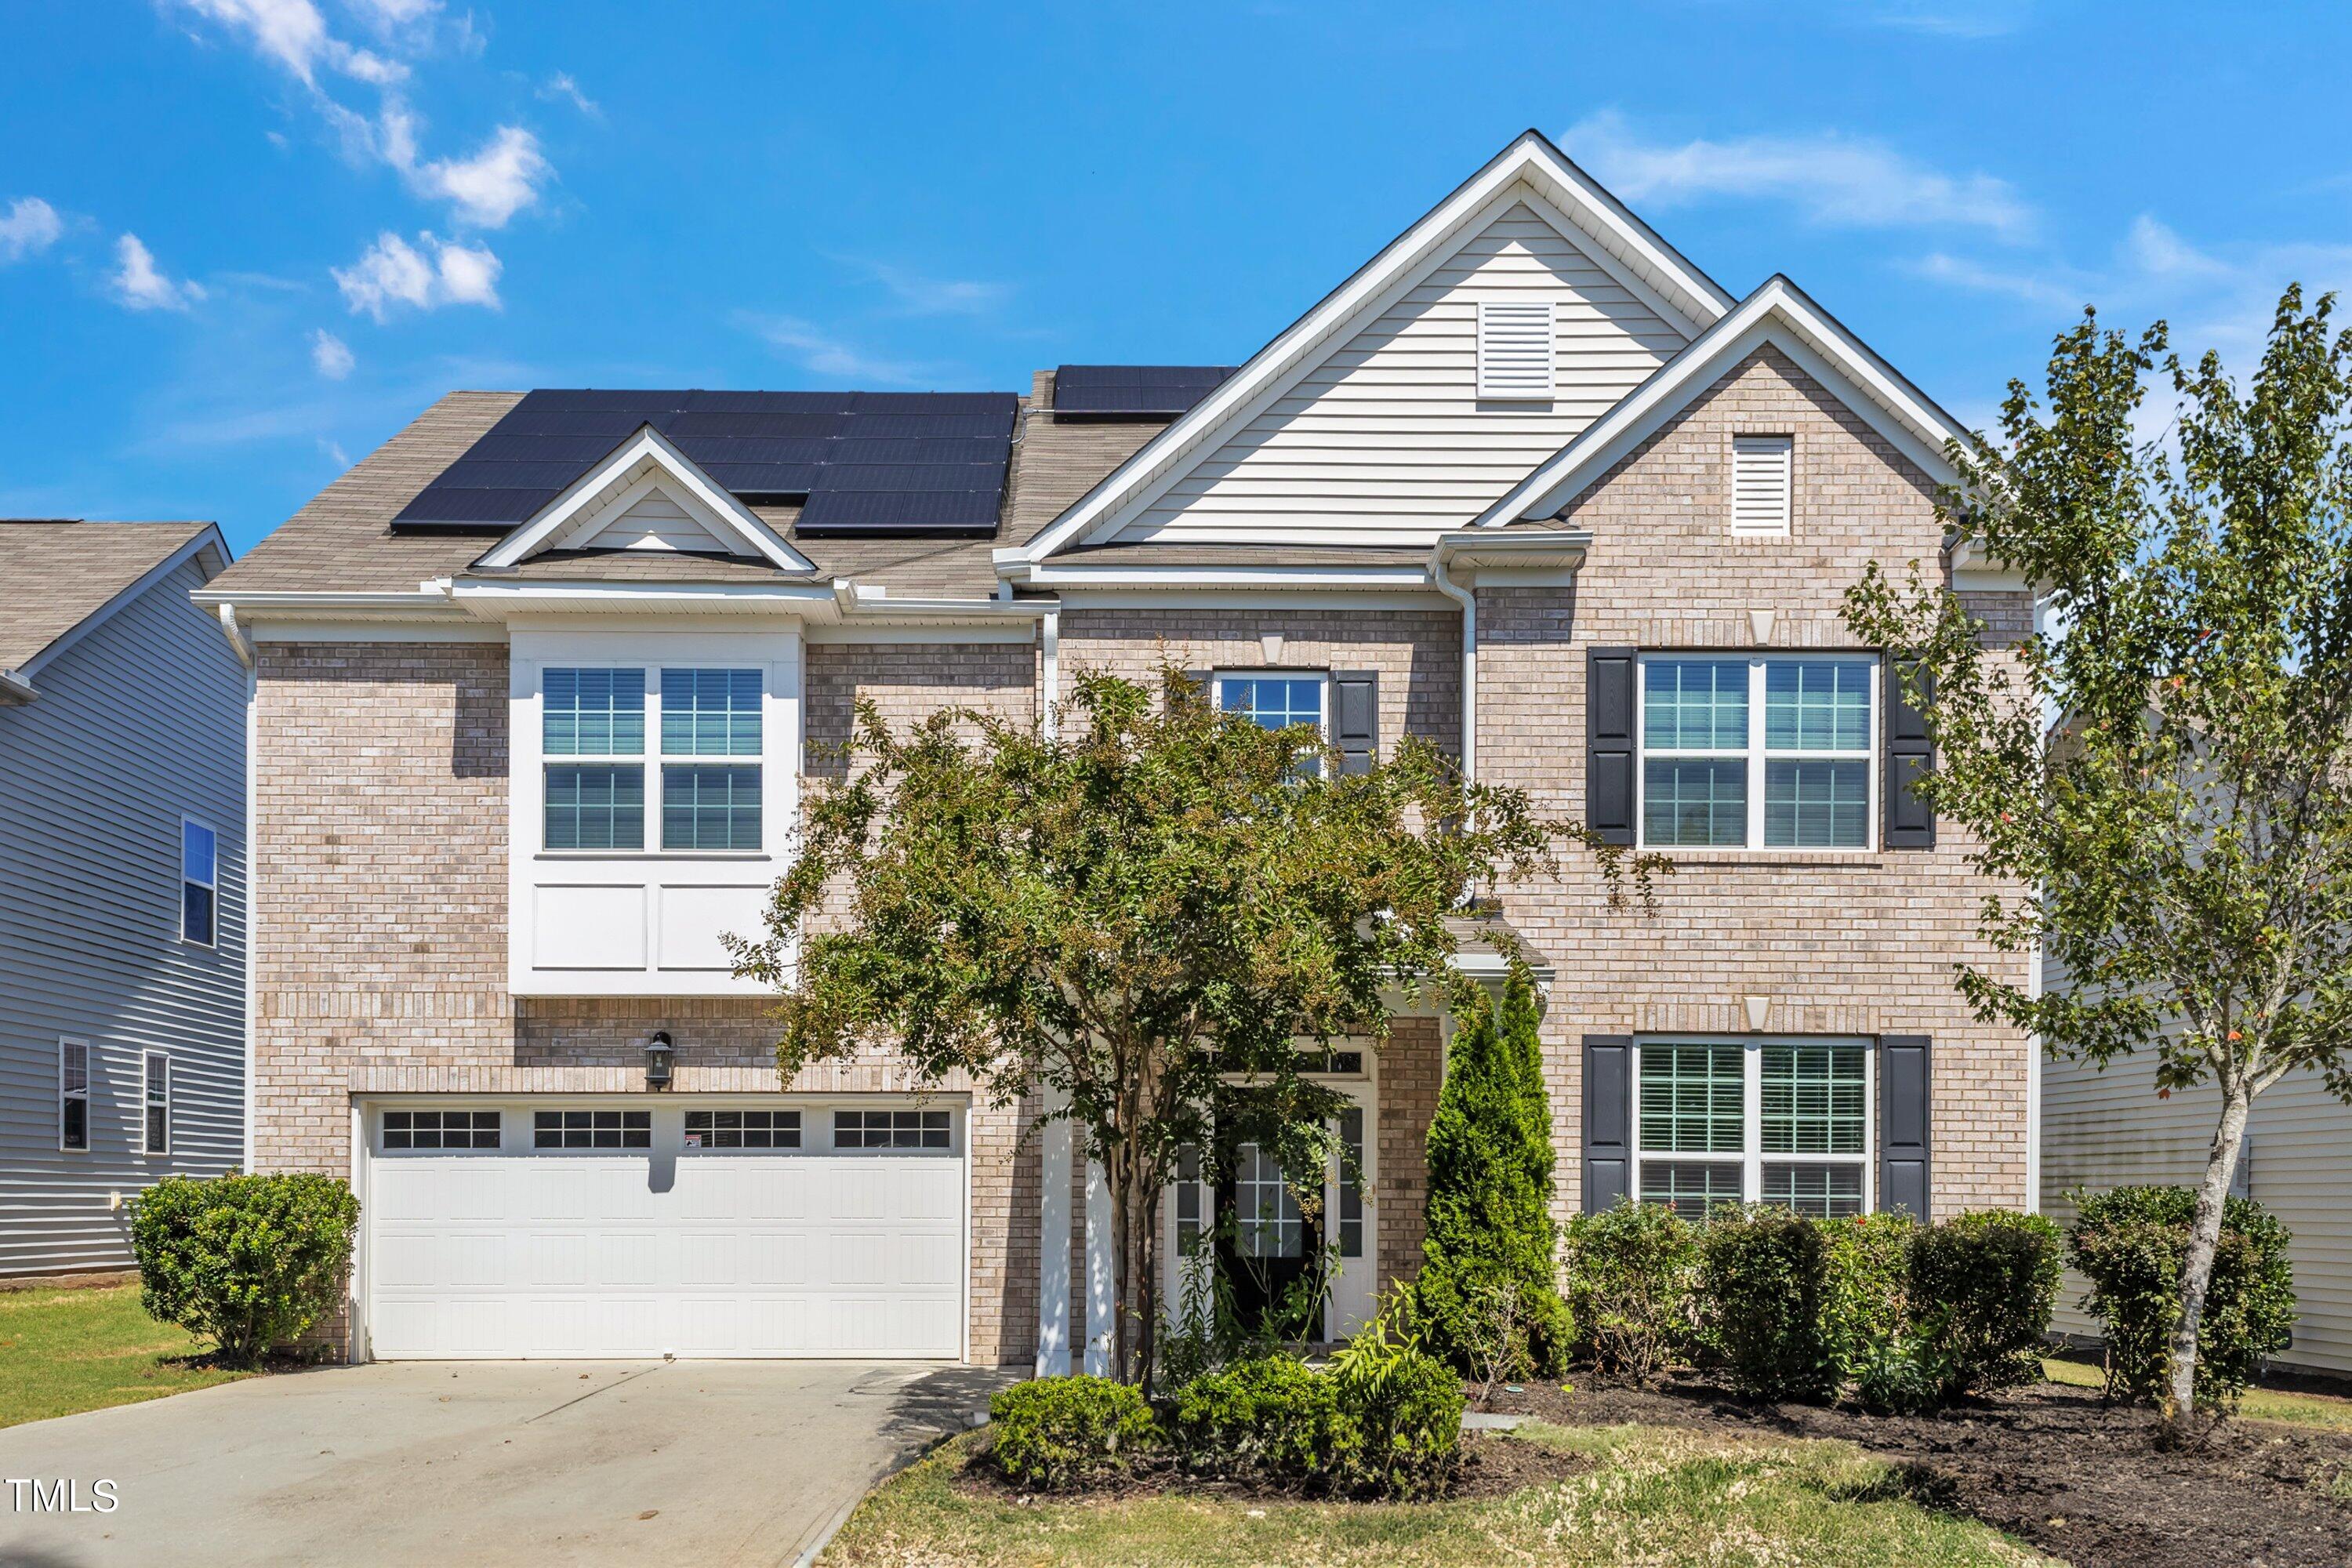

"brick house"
[198,131,2034,1368]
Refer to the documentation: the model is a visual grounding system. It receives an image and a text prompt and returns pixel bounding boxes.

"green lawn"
[0,1283,247,1428]
[823,1421,2053,1568]
[2041,1356,2352,1431]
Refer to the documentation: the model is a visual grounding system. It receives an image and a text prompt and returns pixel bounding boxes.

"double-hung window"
[1635,1039,1871,1219]
[142,1051,169,1156]
[59,1040,89,1152]
[1218,672,1327,775]
[1639,655,1876,849]
[181,818,217,946]
[543,666,762,852]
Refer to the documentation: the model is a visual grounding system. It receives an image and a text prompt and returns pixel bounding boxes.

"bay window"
[1635,1038,1872,1218]
[1639,655,1876,849]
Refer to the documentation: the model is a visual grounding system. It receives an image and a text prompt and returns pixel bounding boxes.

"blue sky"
[6,1,2349,555]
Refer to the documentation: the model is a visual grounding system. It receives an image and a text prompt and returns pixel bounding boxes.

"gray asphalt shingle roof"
[0,519,216,674]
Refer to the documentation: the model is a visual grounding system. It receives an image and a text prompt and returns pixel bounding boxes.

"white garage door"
[365,1102,965,1359]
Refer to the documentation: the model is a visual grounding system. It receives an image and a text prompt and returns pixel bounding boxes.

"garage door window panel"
[533,1109,652,1149]
[383,1109,503,1150]
[685,1109,801,1149]
[835,1109,951,1149]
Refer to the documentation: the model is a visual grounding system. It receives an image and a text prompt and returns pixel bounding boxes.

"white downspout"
[1040,608,1060,740]
[219,604,258,1173]
[1428,550,1475,779]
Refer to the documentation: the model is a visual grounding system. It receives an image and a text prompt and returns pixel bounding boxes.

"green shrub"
[1853,1334,1946,1416]
[1697,1207,1831,1401]
[1415,969,1573,1378]
[1817,1212,1915,1385]
[1169,1354,1356,1485]
[2067,1185,2296,1410]
[988,1376,1162,1490]
[1327,1300,1465,1500]
[129,1173,359,1367]
[1562,1198,1700,1381]
[1908,1209,2062,1398]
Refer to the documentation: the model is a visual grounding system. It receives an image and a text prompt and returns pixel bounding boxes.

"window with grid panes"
[684,1109,800,1149]
[833,1109,950,1149]
[543,668,645,850]
[1639,655,1876,849]
[1635,1040,1871,1218]
[660,668,762,851]
[532,1109,652,1149]
[383,1109,502,1150]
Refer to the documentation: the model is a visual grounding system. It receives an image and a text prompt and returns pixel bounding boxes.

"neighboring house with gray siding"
[0,520,245,1277]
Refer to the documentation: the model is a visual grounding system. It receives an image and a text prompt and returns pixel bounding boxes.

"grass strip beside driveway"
[822,1420,2053,1567]
[0,1282,244,1428]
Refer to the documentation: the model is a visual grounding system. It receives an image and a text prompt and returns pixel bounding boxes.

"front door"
[1216,1141,1319,1331]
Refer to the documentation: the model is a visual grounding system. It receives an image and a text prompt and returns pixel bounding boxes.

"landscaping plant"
[1697,1207,1831,1401]
[1907,1209,2062,1399]
[1817,1212,1915,1387]
[1844,287,2352,1432]
[1168,1353,1357,1486]
[1415,965,1574,1378]
[989,1376,1163,1490]
[1561,1196,1700,1381]
[129,1172,359,1367]
[736,666,1659,1390]
[2067,1185,2296,1410]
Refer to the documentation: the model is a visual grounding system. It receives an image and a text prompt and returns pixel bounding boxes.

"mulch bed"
[954,1429,1586,1505]
[1478,1374,2352,1568]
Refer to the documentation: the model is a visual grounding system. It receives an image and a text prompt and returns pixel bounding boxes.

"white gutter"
[0,668,34,703]
[214,604,256,669]
[998,561,1432,593]
[1041,608,1061,740]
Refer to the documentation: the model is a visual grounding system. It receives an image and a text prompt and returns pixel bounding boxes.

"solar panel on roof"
[1053,365,1236,417]
[392,388,1019,535]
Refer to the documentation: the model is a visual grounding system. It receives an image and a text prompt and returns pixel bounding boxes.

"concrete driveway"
[0,1359,1013,1568]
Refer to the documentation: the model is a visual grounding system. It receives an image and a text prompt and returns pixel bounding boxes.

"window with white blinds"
[1475,299,1556,398]
[1731,434,1794,536]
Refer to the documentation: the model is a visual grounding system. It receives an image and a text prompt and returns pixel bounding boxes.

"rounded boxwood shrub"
[1908,1208,2062,1399]
[129,1172,359,1367]
[1333,1345,1465,1501]
[988,1376,1162,1490]
[2067,1185,2295,1410]
[1562,1197,1700,1382]
[1169,1354,1357,1486]
[1697,1207,1831,1401]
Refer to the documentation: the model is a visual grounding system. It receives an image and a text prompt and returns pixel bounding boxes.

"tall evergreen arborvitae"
[1415,964,1572,1376]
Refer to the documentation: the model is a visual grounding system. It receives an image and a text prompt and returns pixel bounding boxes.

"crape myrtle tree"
[1844,287,2352,1432]
[734,665,1655,1391]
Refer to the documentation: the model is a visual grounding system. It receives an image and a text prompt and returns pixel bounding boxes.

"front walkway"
[0,1359,1013,1567]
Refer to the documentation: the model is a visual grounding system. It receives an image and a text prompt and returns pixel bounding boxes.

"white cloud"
[1854,0,2032,38]
[342,0,440,33]
[1905,252,2085,310]
[409,125,550,229]
[173,0,404,88]
[319,437,352,467]
[310,327,355,379]
[331,230,501,320]
[0,197,63,262]
[744,314,923,383]
[855,260,1011,317]
[110,234,205,311]
[1562,110,2034,239]
[537,71,601,119]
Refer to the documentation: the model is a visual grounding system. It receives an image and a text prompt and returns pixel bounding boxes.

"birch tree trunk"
[2165,1078,2253,1429]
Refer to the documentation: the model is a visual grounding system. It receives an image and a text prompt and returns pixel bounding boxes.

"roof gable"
[473,426,817,574]
[1009,130,1733,568]
[1478,275,1969,525]
[0,521,227,690]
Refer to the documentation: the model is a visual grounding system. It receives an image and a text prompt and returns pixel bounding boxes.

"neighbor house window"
[543,666,764,853]
[543,668,646,850]
[1635,1039,1871,1218]
[1218,673,1327,775]
[1639,655,1876,849]
[142,1051,169,1156]
[59,1040,89,1152]
[181,818,217,946]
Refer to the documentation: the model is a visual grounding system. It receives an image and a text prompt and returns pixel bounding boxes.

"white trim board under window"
[1632,1036,1874,1218]
[143,1051,170,1156]
[59,1038,89,1153]
[1637,653,1878,851]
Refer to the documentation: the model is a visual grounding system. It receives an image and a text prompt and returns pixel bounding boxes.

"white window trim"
[1630,1036,1875,1213]
[180,815,219,948]
[1635,653,1880,854]
[142,1050,170,1157]
[59,1037,89,1154]
[538,662,768,859]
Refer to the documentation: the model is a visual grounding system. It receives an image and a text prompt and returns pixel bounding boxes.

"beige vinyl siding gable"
[1112,200,1689,546]
[578,487,731,554]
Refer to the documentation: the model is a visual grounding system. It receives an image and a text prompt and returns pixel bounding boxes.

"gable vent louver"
[1475,299,1556,399]
[1731,434,1794,536]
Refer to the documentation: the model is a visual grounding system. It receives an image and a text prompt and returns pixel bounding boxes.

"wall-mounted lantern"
[644,1030,674,1089]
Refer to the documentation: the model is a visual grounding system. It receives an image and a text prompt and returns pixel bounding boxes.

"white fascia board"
[1011,130,1733,569]
[1432,528,1593,572]
[1478,278,1968,528]
[1012,562,1437,593]
[448,578,836,618]
[19,524,231,683]
[188,586,471,626]
[1947,535,2034,592]
[473,425,816,573]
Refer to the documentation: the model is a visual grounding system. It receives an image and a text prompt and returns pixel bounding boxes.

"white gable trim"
[1005,130,1733,569]
[474,425,816,573]
[1476,276,1968,527]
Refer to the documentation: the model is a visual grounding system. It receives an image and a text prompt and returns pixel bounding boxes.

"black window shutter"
[1331,671,1378,775]
[1587,648,1636,845]
[1884,660,1936,849]
[1582,1034,1633,1213]
[1179,669,1210,705]
[1878,1034,1932,1218]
